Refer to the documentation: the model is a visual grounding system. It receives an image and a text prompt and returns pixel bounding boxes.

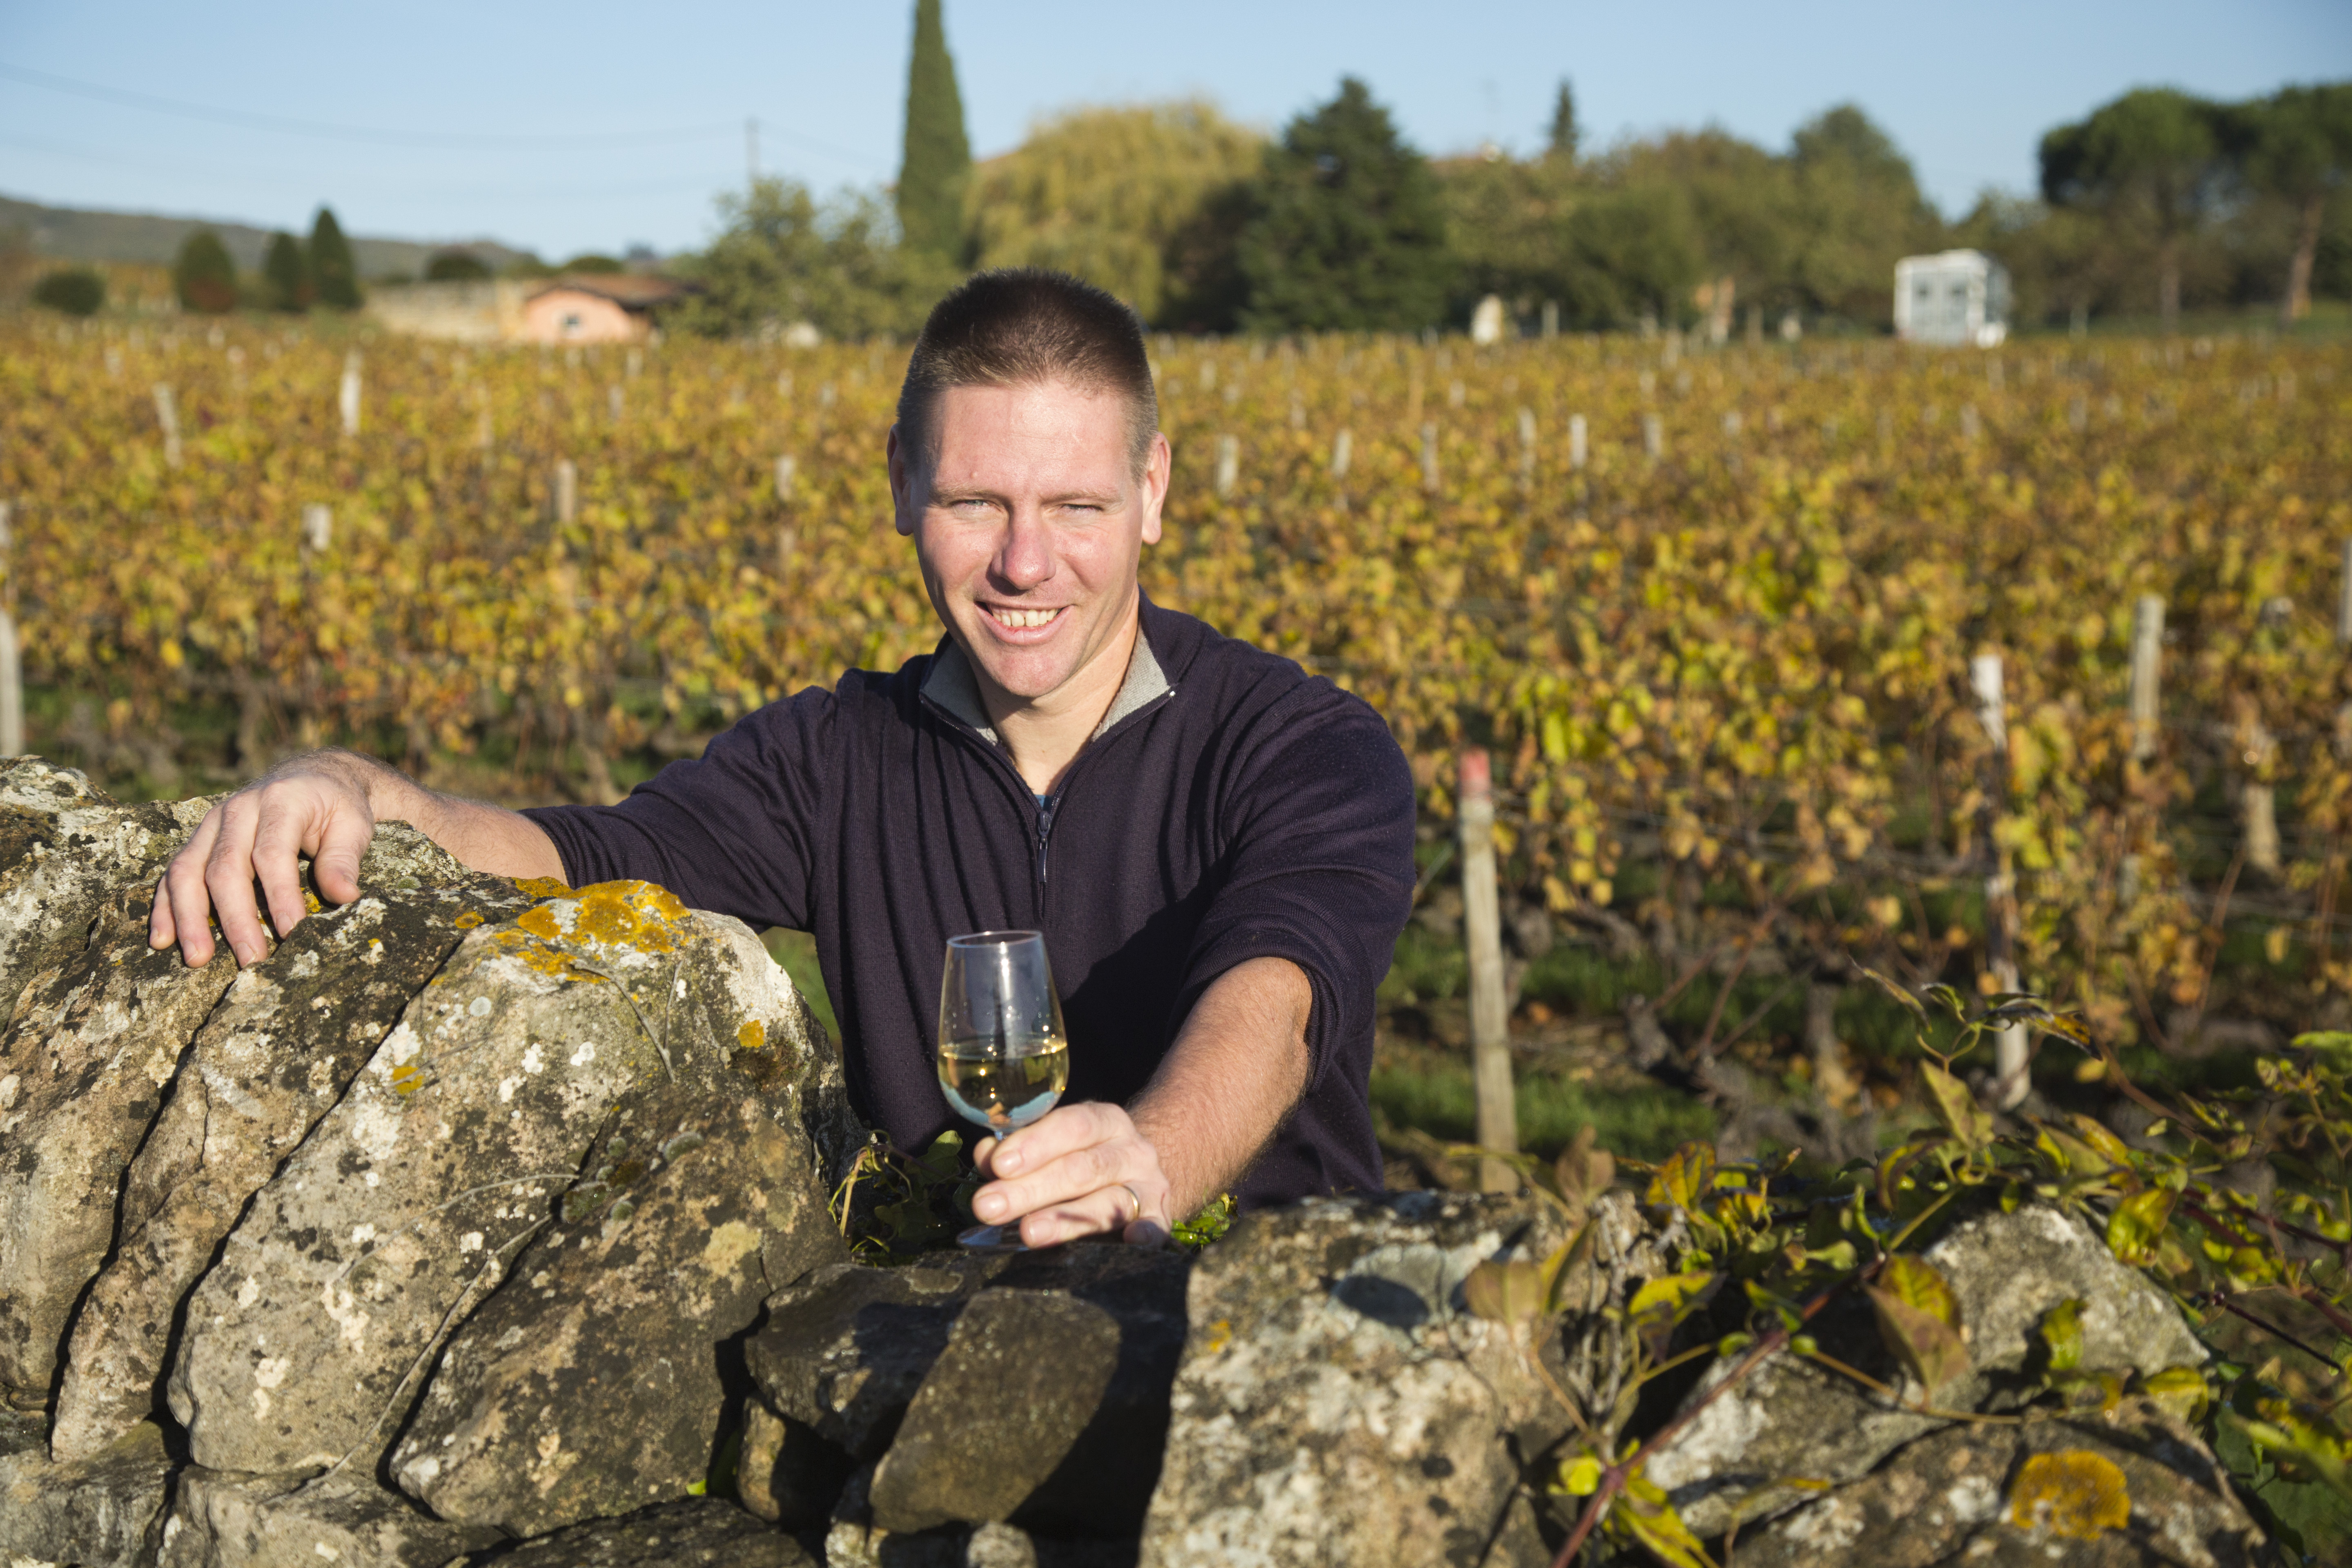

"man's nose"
[993,510,1054,590]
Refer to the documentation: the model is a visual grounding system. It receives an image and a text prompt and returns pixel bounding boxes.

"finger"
[989,1100,1125,1179]
[973,1135,1136,1227]
[1019,1181,1170,1249]
[252,798,315,942]
[156,811,224,962]
[202,797,274,967]
[309,800,371,906]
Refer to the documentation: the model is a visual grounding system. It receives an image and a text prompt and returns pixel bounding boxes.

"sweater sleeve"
[520,683,836,931]
[1174,684,1418,1096]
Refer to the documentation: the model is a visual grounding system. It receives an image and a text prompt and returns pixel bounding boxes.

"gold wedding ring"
[1116,1182,1143,1223]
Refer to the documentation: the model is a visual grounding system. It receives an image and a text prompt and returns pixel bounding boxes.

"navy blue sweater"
[523,599,1417,1208]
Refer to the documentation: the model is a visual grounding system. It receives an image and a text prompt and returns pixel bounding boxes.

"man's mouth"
[984,605,1065,631]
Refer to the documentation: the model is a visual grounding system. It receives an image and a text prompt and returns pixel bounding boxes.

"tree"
[1238,77,1452,333]
[2227,85,2352,323]
[31,267,105,316]
[1786,105,1942,323]
[968,100,1264,325]
[307,205,361,309]
[673,176,961,341]
[1548,79,1581,163]
[897,0,971,261]
[425,250,490,282]
[174,229,237,314]
[263,232,310,311]
[2041,89,2225,332]
[559,253,626,274]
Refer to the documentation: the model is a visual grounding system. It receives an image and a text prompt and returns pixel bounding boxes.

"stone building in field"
[364,273,691,344]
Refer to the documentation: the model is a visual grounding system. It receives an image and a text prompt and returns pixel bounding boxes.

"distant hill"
[0,193,539,280]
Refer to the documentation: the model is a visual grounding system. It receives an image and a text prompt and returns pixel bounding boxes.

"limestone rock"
[0,759,209,1024]
[869,1247,1189,1536]
[478,1497,815,1567]
[1645,1201,2212,1538]
[1732,1397,2271,1567]
[827,1461,1139,1568]
[0,1419,174,1568]
[389,1074,848,1536]
[155,1467,501,1568]
[747,1256,991,1462]
[0,887,234,1409]
[736,1399,857,1530]
[1136,1191,1619,1568]
[164,882,855,1480]
[51,826,533,1460]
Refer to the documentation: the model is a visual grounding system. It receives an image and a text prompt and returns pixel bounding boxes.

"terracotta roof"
[528,274,693,309]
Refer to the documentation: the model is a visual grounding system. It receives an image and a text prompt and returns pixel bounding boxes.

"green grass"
[762,929,839,1041]
[1370,1058,1715,1163]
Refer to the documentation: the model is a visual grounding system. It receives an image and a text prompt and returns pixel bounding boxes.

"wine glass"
[937,931,1070,1246]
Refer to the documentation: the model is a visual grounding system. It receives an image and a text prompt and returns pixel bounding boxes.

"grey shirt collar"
[921,618,1171,751]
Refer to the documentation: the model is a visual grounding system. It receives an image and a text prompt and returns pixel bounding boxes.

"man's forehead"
[923,380,1135,488]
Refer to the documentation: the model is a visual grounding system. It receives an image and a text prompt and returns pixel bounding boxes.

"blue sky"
[2,1,2347,260]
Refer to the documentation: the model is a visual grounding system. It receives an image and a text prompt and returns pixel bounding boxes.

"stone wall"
[363,281,530,344]
[0,761,2282,1567]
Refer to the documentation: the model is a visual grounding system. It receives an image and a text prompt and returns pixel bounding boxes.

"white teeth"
[990,607,1059,629]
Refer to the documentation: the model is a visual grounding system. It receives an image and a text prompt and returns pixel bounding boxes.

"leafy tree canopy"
[969,99,1264,326]
[673,176,960,341]
[424,250,491,282]
[174,229,237,315]
[31,267,105,317]
[1239,77,1452,333]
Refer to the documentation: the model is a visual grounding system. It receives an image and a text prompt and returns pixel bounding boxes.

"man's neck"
[975,599,1141,795]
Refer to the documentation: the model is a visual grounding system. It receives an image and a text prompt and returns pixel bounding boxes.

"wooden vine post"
[1972,653,2029,1108]
[1459,748,1517,1192]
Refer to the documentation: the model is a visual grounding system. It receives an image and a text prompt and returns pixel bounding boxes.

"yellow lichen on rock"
[516,882,690,957]
[2007,1448,2130,1539]
[737,1019,766,1051]
[452,911,485,930]
[511,876,575,900]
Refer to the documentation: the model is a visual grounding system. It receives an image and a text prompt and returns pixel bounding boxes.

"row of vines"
[4,316,2349,1056]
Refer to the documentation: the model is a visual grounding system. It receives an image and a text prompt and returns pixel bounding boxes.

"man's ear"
[887,423,918,538]
[1138,430,1171,547]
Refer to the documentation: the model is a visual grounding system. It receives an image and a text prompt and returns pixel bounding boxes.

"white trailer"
[1894,249,2010,347]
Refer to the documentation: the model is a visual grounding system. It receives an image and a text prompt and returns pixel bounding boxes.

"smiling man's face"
[890,377,1170,715]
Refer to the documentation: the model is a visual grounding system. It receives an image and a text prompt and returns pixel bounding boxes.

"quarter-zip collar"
[917,617,1172,750]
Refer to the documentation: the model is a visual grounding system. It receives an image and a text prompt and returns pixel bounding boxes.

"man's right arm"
[149,748,563,969]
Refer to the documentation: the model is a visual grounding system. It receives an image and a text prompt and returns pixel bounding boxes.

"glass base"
[957,1223,1027,1250]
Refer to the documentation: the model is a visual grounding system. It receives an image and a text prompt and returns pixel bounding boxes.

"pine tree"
[174,229,238,315]
[1548,80,1581,163]
[263,231,310,312]
[1238,78,1452,333]
[307,206,361,309]
[896,0,971,260]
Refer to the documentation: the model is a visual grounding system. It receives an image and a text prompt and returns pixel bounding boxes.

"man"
[152,269,1417,1246]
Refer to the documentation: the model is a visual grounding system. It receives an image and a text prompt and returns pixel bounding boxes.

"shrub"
[31,267,105,317]
[263,232,310,312]
[425,250,491,282]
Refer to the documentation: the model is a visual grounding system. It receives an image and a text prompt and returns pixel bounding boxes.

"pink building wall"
[519,289,644,345]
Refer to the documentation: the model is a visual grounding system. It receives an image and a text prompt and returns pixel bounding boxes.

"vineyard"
[4,315,2351,1107]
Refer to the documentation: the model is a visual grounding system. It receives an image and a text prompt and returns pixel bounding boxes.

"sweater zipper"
[1033,792,1060,883]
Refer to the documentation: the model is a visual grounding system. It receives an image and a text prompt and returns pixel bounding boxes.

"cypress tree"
[896,0,971,260]
[263,231,311,312]
[1548,80,1581,162]
[174,229,238,314]
[1238,78,1452,333]
[307,205,361,309]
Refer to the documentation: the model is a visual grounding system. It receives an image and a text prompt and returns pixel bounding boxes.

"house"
[1894,250,2010,348]
[518,274,692,344]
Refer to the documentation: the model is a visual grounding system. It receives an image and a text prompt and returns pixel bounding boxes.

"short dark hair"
[896,268,1159,474]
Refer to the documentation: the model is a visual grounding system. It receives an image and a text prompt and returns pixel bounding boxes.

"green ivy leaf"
[2106,1187,2176,1268]
[1464,1259,1547,1325]
[2036,1297,2086,1374]
[1866,1255,1969,1396]
[1921,1061,1993,1152]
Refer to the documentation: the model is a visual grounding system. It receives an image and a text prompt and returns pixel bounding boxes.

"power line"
[0,60,888,174]
[0,60,737,151]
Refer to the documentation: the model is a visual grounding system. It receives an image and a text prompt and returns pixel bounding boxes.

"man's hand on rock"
[149,753,379,969]
[972,1101,1177,1247]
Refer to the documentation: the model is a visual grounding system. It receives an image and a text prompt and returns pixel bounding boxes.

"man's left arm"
[971,956,1311,1245]
[971,690,1417,1244]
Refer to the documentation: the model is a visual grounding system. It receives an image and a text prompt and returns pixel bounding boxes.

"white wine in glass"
[937,932,1069,1246]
